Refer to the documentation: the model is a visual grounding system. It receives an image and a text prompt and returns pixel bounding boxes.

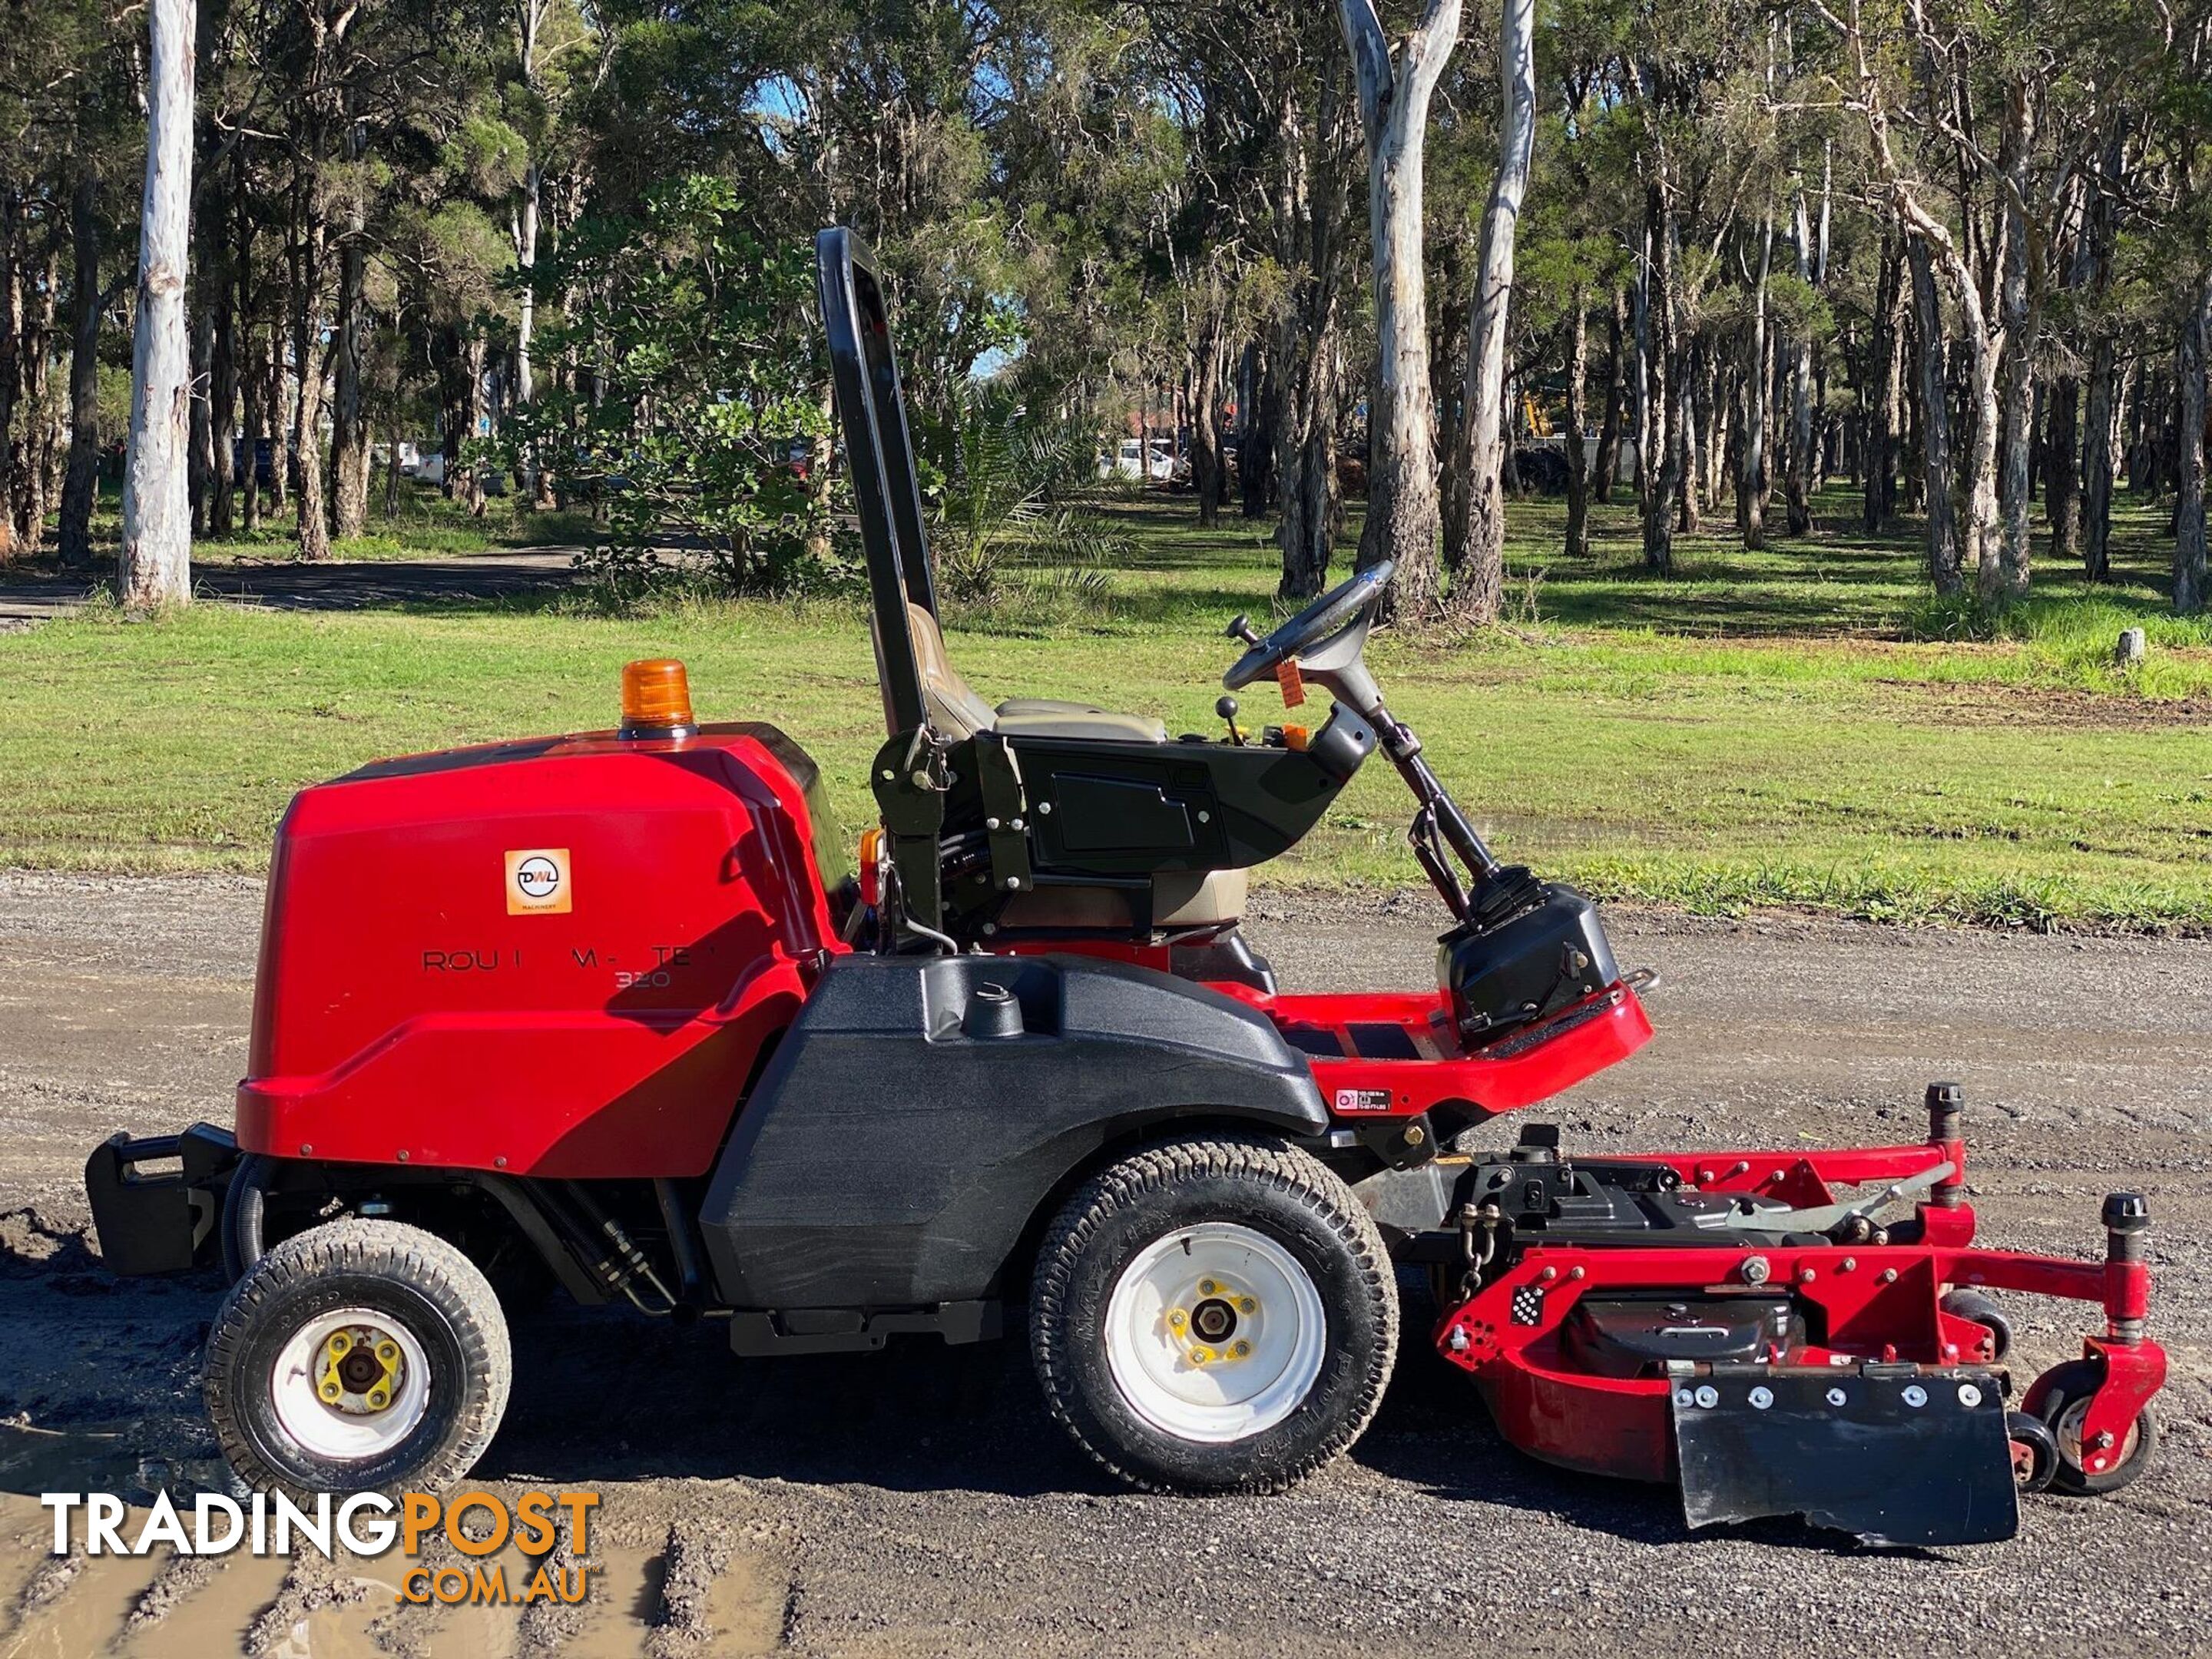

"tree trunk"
[2174,272,2210,613]
[1988,76,2037,603]
[1190,318,1224,529]
[290,200,330,559]
[331,104,370,541]
[269,331,290,512]
[12,240,59,555]
[1336,0,1459,619]
[1677,329,1702,535]
[208,234,236,535]
[1740,218,1773,548]
[1640,182,1677,575]
[120,0,197,609]
[2082,338,2117,581]
[1276,327,1341,599]
[1908,233,1961,595]
[2045,373,2081,566]
[1237,341,1272,517]
[240,321,263,531]
[1339,0,1461,616]
[383,403,403,516]
[1864,236,1902,535]
[58,162,101,571]
[1594,290,1624,500]
[462,333,488,515]
[0,189,18,561]
[1784,188,1815,535]
[1563,293,1590,559]
[1443,0,1535,621]
[188,268,215,536]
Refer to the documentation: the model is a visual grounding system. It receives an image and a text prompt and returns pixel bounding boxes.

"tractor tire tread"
[1030,1131,1396,1495]
[205,1217,511,1498]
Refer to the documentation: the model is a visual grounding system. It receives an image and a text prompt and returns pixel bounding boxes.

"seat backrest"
[815,227,939,740]
[876,601,995,739]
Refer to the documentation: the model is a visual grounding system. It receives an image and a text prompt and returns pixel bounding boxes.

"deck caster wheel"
[204,1218,512,1498]
[2005,1410,2058,1492]
[2033,1359,2159,1496]
[1941,1289,2012,1361]
[1030,1134,1396,1495]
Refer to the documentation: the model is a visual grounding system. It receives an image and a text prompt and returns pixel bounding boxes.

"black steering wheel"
[1221,560,1394,690]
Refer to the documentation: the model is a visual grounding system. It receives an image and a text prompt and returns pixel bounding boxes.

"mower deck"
[1410,1096,2167,1544]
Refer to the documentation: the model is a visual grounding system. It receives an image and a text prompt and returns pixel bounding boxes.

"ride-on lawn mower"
[86,230,2164,1546]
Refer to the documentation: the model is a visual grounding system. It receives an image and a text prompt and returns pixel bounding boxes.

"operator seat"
[878,601,1246,931]
[886,602,1170,744]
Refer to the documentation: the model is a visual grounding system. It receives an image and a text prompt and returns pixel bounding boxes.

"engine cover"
[233,723,846,1178]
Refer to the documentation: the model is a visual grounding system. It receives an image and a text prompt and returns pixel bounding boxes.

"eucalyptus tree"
[120,0,196,608]
[1336,0,1460,615]
[1443,0,1536,619]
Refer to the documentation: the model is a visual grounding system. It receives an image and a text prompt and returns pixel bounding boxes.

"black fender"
[697,952,1326,1310]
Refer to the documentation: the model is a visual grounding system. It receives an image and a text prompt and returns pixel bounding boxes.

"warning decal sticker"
[505,848,572,915]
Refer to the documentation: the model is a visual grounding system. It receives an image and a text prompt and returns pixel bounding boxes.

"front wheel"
[2033,1359,2159,1496]
[204,1218,512,1498]
[1029,1134,1396,1494]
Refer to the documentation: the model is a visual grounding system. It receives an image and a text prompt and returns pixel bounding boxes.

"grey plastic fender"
[697,952,1326,1311]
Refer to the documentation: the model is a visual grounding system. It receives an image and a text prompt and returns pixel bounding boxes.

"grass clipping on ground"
[5,490,2210,931]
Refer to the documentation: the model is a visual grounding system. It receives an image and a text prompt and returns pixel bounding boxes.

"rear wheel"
[1030,1134,1396,1494]
[204,1218,511,1498]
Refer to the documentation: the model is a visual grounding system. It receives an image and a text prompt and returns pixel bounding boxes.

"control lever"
[1216,694,1247,747]
[1225,614,1264,648]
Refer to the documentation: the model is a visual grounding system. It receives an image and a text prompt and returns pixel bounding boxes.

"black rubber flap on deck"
[1674,1368,2018,1546]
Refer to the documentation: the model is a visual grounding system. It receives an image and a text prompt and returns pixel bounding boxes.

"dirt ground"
[0,872,2206,1658]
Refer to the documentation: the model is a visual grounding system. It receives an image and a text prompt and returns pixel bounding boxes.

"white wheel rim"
[1103,1223,1326,1445]
[270,1307,432,1462]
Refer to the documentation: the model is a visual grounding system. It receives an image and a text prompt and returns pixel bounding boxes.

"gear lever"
[1216,694,1247,747]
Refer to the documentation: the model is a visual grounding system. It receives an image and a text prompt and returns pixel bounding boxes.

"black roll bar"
[814,227,935,738]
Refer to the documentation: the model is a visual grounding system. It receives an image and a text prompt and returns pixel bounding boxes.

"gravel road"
[0,872,2206,1657]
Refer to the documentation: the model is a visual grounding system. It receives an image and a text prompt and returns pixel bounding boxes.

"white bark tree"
[512,0,555,508]
[120,0,197,609]
[1336,0,1462,619]
[1445,0,1535,622]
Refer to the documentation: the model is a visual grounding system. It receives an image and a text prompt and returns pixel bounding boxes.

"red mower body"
[236,723,848,1180]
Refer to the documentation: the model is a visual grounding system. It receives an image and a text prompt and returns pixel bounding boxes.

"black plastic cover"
[1439,884,1619,1041]
[698,954,1327,1312]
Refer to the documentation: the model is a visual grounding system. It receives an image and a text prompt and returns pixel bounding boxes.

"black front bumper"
[83,1124,239,1275]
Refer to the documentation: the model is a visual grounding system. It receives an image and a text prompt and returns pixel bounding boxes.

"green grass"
[101,478,600,567]
[4,485,2210,930]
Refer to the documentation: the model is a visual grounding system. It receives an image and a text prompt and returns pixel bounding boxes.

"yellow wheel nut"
[1238,1297,1256,1313]
[1167,1310,1187,1328]
[1190,1348,1211,1366]
[326,1332,351,1356]
[1233,1341,1250,1358]
[1199,1280,1217,1295]
[366,1389,389,1409]
[320,1380,342,1401]
[376,1342,399,1363]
